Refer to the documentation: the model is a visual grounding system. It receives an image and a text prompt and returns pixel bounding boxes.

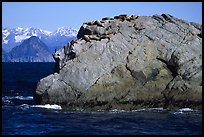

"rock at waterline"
[34,14,202,110]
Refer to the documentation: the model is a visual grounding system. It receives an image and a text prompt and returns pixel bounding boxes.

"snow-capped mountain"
[5,36,54,62]
[2,26,78,52]
[53,26,78,37]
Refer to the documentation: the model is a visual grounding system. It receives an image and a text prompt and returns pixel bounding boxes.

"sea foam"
[172,108,195,115]
[178,108,194,112]
[31,104,62,110]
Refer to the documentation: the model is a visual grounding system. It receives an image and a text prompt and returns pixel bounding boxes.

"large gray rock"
[34,14,202,110]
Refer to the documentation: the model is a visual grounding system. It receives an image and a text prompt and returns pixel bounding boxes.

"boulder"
[34,14,202,110]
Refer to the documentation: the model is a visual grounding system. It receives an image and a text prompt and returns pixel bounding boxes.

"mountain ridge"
[2,26,78,52]
[4,36,54,62]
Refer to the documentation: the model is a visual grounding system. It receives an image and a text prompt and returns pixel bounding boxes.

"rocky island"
[34,14,202,110]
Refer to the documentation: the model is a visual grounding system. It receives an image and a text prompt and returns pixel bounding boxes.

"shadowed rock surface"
[34,14,202,110]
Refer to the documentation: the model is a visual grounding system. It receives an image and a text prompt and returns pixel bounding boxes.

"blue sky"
[2,2,202,31]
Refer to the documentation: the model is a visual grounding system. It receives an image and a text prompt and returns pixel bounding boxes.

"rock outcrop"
[34,14,202,110]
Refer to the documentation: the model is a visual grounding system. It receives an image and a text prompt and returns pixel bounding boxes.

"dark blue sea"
[2,63,202,135]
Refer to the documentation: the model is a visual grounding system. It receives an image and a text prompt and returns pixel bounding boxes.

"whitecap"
[109,109,126,113]
[147,108,164,111]
[132,107,164,112]
[2,96,13,100]
[172,108,196,115]
[31,104,62,110]
[16,96,33,100]
[132,108,146,112]
[19,104,30,110]
[178,108,193,112]
[2,98,13,105]
[2,96,33,100]
[173,112,183,115]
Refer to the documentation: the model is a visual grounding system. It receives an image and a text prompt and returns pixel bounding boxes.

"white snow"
[32,32,37,36]
[2,29,8,33]
[3,39,8,44]
[54,26,78,37]
[25,27,30,32]
[2,26,78,46]
[2,30,10,44]
[40,29,52,35]
[23,31,29,36]
[3,31,10,38]
[16,27,23,31]
[15,35,31,43]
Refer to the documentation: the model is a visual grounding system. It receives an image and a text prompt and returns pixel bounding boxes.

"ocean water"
[2,63,202,135]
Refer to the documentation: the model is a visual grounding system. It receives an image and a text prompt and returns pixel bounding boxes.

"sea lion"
[100,34,110,41]
[70,40,78,45]
[126,16,132,21]
[93,20,104,27]
[113,30,119,35]
[133,24,145,31]
[83,35,91,42]
[104,30,114,35]
[89,35,100,41]
[119,14,127,18]
[84,21,94,25]
[102,17,111,20]
[114,15,127,21]
[130,15,139,20]
[114,15,120,20]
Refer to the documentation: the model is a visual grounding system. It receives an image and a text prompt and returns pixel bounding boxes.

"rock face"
[34,14,202,110]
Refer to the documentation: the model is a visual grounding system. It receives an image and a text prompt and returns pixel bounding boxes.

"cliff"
[34,14,202,110]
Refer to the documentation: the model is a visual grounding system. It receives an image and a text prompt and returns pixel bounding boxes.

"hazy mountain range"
[2,26,78,62]
[4,36,54,62]
[2,26,78,52]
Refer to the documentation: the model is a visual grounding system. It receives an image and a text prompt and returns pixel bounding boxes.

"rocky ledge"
[34,14,202,110]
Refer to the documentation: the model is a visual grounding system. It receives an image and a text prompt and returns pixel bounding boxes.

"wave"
[178,108,194,112]
[19,104,30,110]
[31,104,62,110]
[2,99,13,105]
[172,108,197,115]
[94,108,165,113]
[18,104,62,110]
[2,96,33,100]
[3,99,199,113]
[132,107,164,112]
[109,109,127,113]
[95,107,200,114]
